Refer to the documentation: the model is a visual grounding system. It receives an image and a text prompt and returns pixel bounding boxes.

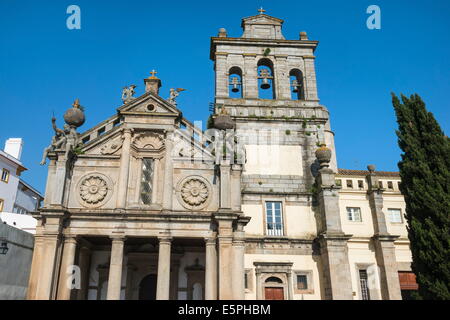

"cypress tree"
[392,93,450,300]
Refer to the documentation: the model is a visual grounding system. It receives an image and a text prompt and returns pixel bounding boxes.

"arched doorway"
[138,274,157,300]
[263,276,285,300]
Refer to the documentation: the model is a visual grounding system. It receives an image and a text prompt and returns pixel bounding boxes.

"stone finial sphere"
[64,106,85,128]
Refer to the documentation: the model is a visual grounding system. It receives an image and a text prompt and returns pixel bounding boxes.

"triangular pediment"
[241,14,284,26]
[117,91,181,117]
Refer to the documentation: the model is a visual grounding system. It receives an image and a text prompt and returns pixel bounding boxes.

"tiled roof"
[337,169,400,177]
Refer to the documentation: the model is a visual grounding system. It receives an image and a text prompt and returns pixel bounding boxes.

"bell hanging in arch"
[291,79,299,93]
[230,77,241,93]
[260,78,270,90]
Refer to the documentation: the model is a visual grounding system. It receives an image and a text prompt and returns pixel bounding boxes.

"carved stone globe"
[315,144,332,164]
[214,114,235,130]
[64,99,85,128]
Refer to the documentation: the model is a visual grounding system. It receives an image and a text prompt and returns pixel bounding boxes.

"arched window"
[228,66,243,98]
[289,69,305,100]
[265,276,283,284]
[257,58,275,99]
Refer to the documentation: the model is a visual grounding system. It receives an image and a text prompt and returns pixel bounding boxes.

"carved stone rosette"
[77,173,113,208]
[176,176,212,210]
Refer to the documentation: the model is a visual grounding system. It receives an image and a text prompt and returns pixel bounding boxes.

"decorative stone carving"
[133,132,164,150]
[176,176,212,210]
[122,85,136,104]
[100,137,124,155]
[181,178,209,206]
[76,173,113,208]
[80,176,108,204]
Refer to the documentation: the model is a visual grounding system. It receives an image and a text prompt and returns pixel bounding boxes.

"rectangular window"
[297,275,308,290]
[358,180,364,189]
[387,181,394,190]
[378,181,383,189]
[1,169,10,183]
[265,201,283,236]
[347,207,362,222]
[359,269,370,300]
[140,159,154,205]
[0,199,4,212]
[346,180,353,188]
[388,208,403,223]
[335,179,342,186]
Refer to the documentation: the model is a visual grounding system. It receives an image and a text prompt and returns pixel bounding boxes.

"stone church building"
[27,11,416,300]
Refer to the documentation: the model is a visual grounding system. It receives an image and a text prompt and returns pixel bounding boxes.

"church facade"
[27,11,415,300]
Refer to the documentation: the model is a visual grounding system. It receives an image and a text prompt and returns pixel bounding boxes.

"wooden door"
[264,287,284,300]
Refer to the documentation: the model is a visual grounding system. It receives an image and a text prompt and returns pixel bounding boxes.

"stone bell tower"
[210,10,353,300]
[209,9,338,187]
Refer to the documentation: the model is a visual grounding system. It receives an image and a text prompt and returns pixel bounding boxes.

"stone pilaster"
[116,128,132,209]
[243,54,258,99]
[315,146,353,300]
[156,236,172,300]
[215,215,234,300]
[274,55,290,100]
[162,131,174,211]
[106,236,125,300]
[303,56,319,101]
[230,164,242,211]
[231,237,245,300]
[32,213,64,300]
[51,158,70,205]
[204,237,218,300]
[219,160,231,209]
[215,53,229,98]
[366,166,402,300]
[56,236,78,300]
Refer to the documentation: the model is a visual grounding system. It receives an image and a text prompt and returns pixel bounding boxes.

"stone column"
[287,271,293,300]
[106,236,125,300]
[315,147,353,300]
[35,235,62,299]
[76,245,91,300]
[27,235,45,300]
[116,128,132,209]
[204,238,218,300]
[366,166,402,300]
[162,131,174,211]
[156,236,172,300]
[56,236,78,300]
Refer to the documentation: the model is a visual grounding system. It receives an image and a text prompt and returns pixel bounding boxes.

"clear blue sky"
[1,0,449,193]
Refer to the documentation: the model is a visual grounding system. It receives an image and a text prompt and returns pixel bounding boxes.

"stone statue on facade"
[167,88,186,106]
[40,99,85,165]
[121,85,136,103]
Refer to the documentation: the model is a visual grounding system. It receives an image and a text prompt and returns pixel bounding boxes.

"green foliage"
[392,93,450,300]
[263,48,271,56]
[285,130,291,135]
[73,146,84,155]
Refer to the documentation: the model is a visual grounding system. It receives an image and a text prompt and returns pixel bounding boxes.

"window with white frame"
[347,207,362,222]
[388,208,403,223]
[265,201,283,236]
[0,198,4,212]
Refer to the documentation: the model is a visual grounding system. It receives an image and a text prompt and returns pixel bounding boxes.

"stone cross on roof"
[149,70,158,79]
